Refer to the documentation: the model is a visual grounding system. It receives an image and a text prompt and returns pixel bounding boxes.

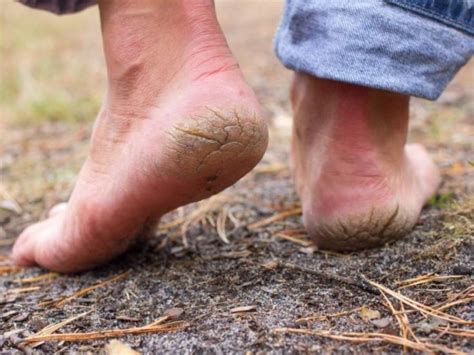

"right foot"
[291,74,441,251]
[11,0,268,272]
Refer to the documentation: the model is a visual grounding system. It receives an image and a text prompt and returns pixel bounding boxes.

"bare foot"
[290,73,440,250]
[12,0,268,272]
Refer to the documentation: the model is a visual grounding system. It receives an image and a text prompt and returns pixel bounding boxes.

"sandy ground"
[1,1,473,353]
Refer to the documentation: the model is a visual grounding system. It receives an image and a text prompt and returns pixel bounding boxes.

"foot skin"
[12,0,268,272]
[290,73,440,251]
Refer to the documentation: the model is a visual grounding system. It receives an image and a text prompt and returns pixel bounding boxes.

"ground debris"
[1,1,473,352]
[359,306,381,322]
[22,316,189,344]
[230,305,257,314]
[40,271,129,308]
[105,340,140,355]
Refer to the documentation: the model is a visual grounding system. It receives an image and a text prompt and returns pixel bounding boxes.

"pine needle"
[0,265,22,274]
[274,232,312,247]
[273,328,465,354]
[248,207,302,230]
[216,206,230,244]
[6,286,41,294]
[14,272,58,284]
[28,311,91,347]
[22,320,189,344]
[395,274,465,290]
[42,271,130,308]
[367,279,472,325]
[435,326,474,338]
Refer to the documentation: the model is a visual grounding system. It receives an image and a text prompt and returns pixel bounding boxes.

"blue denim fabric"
[386,0,474,35]
[275,0,474,100]
[19,0,96,14]
[19,0,474,99]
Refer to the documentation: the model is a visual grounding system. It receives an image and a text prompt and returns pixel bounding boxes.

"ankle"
[292,73,410,168]
[98,0,237,112]
[99,0,224,76]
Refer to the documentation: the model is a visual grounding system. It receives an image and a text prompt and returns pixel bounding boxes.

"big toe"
[405,143,441,201]
[12,215,66,271]
[12,219,48,267]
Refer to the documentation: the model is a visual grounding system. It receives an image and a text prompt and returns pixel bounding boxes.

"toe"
[48,202,68,218]
[12,216,65,270]
[11,223,42,267]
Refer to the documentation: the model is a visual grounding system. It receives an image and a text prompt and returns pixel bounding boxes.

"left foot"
[11,0,268,272]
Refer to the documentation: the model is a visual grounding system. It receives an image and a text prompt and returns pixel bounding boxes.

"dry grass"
[159,198,303,248]
[159,194,238,247]
[0,1,104,125]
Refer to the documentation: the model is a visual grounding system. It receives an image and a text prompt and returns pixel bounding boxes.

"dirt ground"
[1,1,473,353]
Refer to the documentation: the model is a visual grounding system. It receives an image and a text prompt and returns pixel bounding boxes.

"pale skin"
[11,0,441,272]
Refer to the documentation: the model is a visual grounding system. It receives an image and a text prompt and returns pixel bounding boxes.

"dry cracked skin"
[312,204,419,250]
[165,107,268,197]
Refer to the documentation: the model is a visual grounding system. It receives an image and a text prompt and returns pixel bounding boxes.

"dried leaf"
[371,317,392,328]
[360,306,381,321]
[105,340,140,355]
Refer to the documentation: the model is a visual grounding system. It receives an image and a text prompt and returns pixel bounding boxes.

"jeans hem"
[274,0,474,101]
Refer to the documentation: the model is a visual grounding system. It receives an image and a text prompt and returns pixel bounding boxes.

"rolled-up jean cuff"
[18,0,97,14]
[274,0,474,100]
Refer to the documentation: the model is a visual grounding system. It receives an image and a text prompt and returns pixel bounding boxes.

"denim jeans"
[20,0,474,100]
[275,0,473,99]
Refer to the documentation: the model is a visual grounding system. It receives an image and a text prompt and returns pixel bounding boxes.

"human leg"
[290,74,440,249]
[12,0,268,271]
[275,0,473,249]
